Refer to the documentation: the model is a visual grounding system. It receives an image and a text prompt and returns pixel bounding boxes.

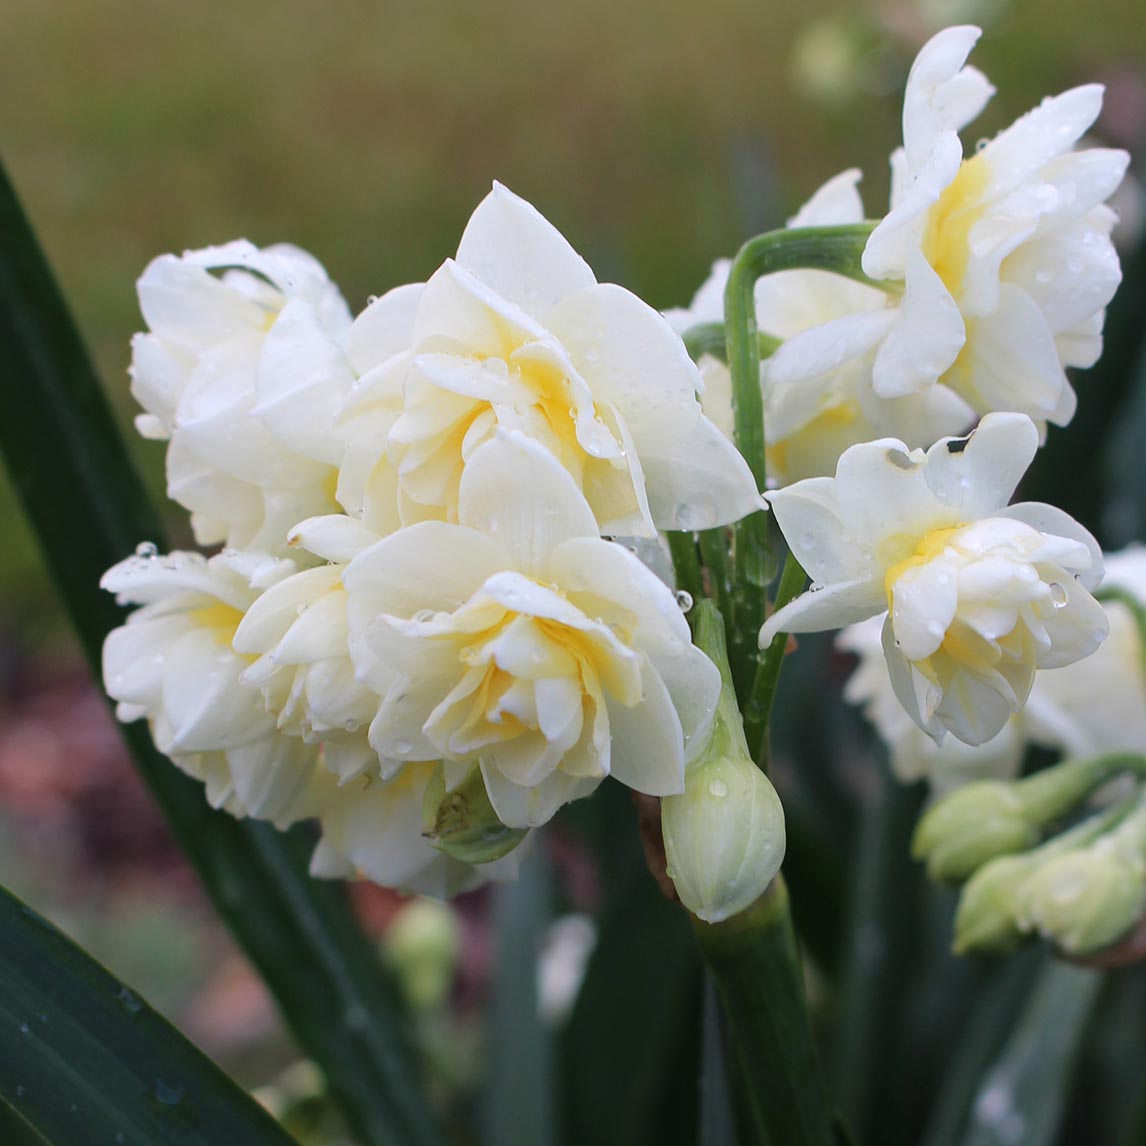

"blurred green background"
[3,0,1145,635]
[2,1,1145,1141]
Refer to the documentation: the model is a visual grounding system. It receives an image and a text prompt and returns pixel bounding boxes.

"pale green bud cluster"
[912,782,1038,882]
[953,794,1146,957]
[913,754,1145,882]
[662,602,787,924]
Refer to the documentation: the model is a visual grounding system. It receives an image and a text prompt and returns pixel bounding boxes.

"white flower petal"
[760,579,886,648]
[922,411,1039,518]
[346,283,424,375]
[872,246,965,397]
[456,431,599,577]
[605,661,685,796]
[455,182,596,318]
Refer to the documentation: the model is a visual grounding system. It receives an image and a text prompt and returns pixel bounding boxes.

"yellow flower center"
[920,154,991,297]
[883,526,963,604]
[190,602,247,646]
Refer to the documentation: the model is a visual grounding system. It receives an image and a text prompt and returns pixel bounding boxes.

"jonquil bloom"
[761,413,1108,745]
[336,183,760,538]
[343,430,722,828]
[101,549,336,826]
[131,241,352,554]
[773,25,1127,428]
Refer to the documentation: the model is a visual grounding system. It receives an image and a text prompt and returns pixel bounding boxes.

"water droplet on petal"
[134,541,158,558]
[674,590,694,612]
[413,608,436,623]
[708,778,729,799]
[1049,582,1068,608]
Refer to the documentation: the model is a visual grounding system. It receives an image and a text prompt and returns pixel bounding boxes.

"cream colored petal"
[457,431,598,576]
[455,182,596,317]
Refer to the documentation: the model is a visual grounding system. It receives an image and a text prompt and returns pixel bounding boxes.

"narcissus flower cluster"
[102,21,1134,946]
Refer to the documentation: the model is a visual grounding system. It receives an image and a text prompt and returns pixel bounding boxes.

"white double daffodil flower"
[131,241,353,554]
[101,549,337,827]
[335,183,761,537]
[761,413,1108,745]
[342,430,722,828]
[771,25,1127,429]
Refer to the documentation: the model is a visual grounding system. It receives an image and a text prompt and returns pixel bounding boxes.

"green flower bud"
[1018,843,1146,956]
[421,764,528,865]
[385,898,463,1012]
[662,745,786,924]
[912,782,1038,882]
[954,854,1037,954]
[661,601,785,924]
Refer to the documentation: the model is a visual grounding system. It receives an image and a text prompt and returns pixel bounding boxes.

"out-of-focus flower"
[101,549,336,826]
[343,431,721,829]
[838,615,1024,791]
[339,183,760,537]
[774,26,1128,428]
[667,172,973,487]
[384,897,463,1012]
[914,755,1140,881]
[1016,805,1146,955]
[131,241,352,553]
[762,414,1107,745]
[1025,547,1146,758]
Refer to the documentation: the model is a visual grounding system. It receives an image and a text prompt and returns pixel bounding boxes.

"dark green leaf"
[560,784,701,1146]
[0,883,297,1145]
[956,959,1102,1146]
[483,848,556,1146]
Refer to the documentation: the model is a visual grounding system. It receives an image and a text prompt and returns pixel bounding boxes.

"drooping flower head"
[343,430,722,828]
[131,241,353,553]
[337,183,761,538]
[761,413,1108,745]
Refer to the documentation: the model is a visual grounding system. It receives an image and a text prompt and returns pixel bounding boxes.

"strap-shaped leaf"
[0,884,297,1145]
[0,161,441,1146]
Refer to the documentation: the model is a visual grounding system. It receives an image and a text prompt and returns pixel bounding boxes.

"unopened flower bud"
[1016,798,1146,956]
[912,783,1038,882]
[385,898,462,1011]
[662,746,786,924]
[913,755,1146,882]
[422,765,528,865]
[954,854,1038,954]
[662,601,786,924]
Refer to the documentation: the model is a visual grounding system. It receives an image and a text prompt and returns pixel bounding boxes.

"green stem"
[668,530,704,608]
[693,877,836,1146]
[682,323,782,365]
[0,162,441,1146]
[1016,753,1146,824]
[744,551,807,771]
[699,528,734,629]
[723,223,881,704]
